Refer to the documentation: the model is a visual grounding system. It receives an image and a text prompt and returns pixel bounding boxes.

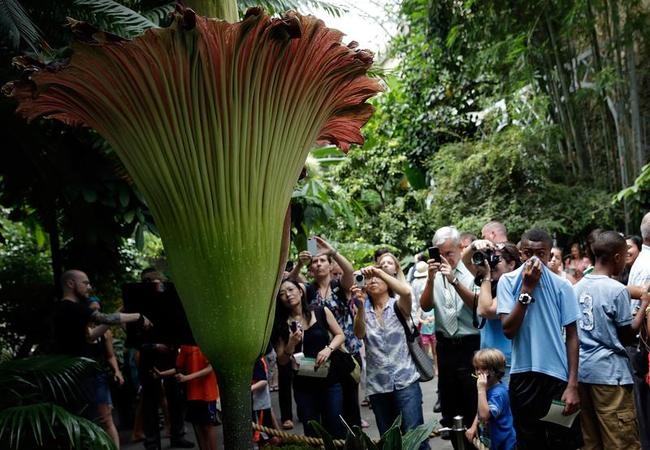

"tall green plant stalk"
[186,0,238,22]
[4,7,381,448]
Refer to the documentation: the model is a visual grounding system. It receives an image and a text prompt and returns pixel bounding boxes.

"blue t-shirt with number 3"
[573,274,633,385]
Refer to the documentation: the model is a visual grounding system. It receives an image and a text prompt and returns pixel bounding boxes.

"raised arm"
[315,236,355,291]
[501,259,541,338]
[88,311,151,339]
[351,286,367,339]
[288,251,312,280]
[477,276,497,319]
[361,265,412,315]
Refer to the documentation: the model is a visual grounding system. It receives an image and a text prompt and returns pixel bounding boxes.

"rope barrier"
[251,422,489,449]
[250,423,444,447]
[252,423,347,446]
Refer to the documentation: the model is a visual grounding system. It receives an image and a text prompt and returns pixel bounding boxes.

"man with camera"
[419,226,479,449]
[497,229,583,450]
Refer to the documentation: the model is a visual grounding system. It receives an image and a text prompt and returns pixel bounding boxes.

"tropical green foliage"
[0,355,114,449]
[327,0,649,258]
[311,415,435,450]
[0,208,52,287]
[426,127,623,240]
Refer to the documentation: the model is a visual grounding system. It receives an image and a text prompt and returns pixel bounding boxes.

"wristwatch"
[517,292,534,305]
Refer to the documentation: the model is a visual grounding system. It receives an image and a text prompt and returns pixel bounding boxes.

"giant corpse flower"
[4,7,381,447]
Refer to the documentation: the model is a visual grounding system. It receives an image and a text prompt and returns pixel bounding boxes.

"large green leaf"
[0,0,44,52]
[0,403,114,450]
[0,355,98,407]
[73,0,158,37]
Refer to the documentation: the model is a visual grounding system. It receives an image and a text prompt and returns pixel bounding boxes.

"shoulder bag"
[393,303,435,382]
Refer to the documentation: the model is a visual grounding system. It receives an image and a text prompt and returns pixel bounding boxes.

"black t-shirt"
[52,299,94,357]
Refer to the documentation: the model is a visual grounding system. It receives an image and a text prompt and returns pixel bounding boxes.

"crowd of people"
[50,214,650,450]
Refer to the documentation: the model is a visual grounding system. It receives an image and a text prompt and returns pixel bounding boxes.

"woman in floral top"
[352,266,429,450]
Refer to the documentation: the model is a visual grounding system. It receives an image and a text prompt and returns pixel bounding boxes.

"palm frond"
[238,0,347,17]
[0,355,98,407]
[73,0,158,37]
[0,403,115,450]
[139,2,175,25]
[0,0,45,52]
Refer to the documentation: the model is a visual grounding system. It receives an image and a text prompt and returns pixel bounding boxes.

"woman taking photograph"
[272,278,346,439]
[351,266,429,450]
[461,241,521,385]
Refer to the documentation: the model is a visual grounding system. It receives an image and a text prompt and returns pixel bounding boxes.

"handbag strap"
[393,302,417,341]
[472,292,487,330]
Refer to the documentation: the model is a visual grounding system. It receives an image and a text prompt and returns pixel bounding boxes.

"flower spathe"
[5,6,381,447]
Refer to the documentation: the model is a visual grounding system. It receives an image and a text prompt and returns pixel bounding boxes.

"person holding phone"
[272,278,346,438]
[288,236,364,429]
[419,226,479,449]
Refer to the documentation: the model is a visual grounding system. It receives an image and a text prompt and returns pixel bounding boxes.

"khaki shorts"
[579,383,640,450]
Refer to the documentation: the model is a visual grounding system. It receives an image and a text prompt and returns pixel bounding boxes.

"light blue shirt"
[419,309,436,335]
[480,317,512,368]
[497,262,581,381]
[574,274,634,385]
[363,297,420,395]
[432,262,479,337]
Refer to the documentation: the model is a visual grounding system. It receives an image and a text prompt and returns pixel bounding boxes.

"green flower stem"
[186,0,238,22]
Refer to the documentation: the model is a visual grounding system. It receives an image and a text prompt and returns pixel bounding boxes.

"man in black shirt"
[53,269,152,357]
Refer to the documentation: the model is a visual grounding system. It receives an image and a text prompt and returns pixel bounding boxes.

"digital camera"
[354,273,365,288]
[471,249,501,269]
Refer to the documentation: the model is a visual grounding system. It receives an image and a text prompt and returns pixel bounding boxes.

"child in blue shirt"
[466,348,516,450]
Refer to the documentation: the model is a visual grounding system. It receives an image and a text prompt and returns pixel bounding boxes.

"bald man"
[53,269,151,357]
[481,220,508,244]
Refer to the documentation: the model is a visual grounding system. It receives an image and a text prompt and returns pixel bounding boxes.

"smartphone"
[428,246,441,263]
[290,321,298,333]
[307,237,318,256]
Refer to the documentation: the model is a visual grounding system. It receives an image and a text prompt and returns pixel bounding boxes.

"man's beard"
[75,287,89,301]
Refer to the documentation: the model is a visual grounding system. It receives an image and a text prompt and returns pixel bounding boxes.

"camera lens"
[354,273,364,283]
[471,251,486,265]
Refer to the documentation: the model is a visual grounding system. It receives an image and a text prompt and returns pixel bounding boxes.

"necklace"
[317,283,331,301]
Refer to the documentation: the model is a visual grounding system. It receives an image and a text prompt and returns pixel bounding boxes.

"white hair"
[641,212,650,241]
[432,226,460,247]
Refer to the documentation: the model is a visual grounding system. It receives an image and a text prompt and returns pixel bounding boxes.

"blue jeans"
[293,381,344,438]
[370,381,430,450]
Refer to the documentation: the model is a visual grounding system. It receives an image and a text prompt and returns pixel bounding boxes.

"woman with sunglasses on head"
[351,266,430,450]
[271,278,346,439]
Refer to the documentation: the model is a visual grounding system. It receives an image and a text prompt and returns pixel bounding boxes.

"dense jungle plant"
[0,355,114,449]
